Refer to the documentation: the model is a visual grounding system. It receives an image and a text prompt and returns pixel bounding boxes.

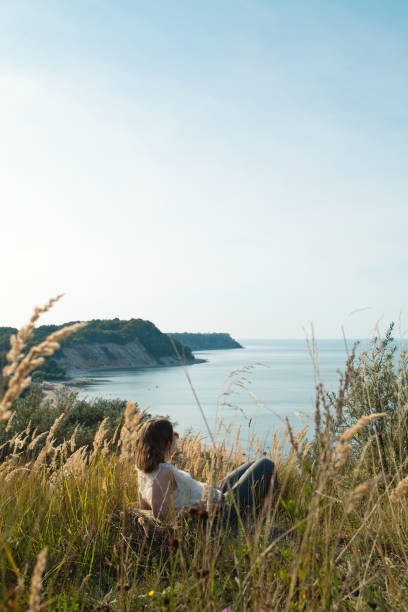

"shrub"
[338,323,408,472]
[0,383,149,460]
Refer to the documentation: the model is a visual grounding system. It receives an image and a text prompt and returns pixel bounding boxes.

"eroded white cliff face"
[58,338,183,372]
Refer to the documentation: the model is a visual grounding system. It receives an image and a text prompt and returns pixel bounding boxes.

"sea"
[76,338,376,451]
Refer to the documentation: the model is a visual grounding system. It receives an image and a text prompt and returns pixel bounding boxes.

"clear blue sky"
[1,1,407,338]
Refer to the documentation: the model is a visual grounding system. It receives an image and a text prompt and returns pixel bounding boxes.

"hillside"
[169,332,242,351]
[0,319,197,380]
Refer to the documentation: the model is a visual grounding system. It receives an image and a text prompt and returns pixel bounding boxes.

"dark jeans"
[216,457,278,522]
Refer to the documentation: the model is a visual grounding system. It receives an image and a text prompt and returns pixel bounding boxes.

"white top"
[136,462,222,511]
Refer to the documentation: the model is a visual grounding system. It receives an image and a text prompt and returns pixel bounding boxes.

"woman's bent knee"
[257,457,278,491]
[255,457,275,473]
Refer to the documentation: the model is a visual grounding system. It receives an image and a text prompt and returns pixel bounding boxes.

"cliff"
[0,318,198,380]
[168,332,243,351]
[59,338,188,372]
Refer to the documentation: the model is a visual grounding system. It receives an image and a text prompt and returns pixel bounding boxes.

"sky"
[1,0,407,339]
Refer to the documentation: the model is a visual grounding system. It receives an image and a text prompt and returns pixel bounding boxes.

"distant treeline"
[0,319,193,381]
[169,332,242,351]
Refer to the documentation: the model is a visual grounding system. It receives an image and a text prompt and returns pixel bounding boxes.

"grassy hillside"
[1,321,408,609]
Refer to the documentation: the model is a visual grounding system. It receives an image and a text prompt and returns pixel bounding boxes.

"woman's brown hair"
[135,418,174,473]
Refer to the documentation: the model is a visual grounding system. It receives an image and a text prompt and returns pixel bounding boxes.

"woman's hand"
[180,498,218,521]
[190,500,207,512]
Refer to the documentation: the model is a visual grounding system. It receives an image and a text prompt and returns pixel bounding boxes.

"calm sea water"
[77,339,366,449]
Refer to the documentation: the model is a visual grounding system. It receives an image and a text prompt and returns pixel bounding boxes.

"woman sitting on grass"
[135,417,278,521]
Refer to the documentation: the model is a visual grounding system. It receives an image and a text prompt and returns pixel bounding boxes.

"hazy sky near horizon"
[1,1,407,339]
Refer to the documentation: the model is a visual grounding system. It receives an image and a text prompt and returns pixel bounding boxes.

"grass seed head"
[0,297,86,419]
[28,547,48,612]
[390,474,408,503]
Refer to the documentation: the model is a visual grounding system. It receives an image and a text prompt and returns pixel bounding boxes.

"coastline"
[40,356,207,399]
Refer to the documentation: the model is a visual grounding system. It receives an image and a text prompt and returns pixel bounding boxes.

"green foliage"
[0,327,16,352]
[0,384,147,460]
[169,332,242,351]
[0,327,17,372]
[31,358,67,381]
[340,323,408,470]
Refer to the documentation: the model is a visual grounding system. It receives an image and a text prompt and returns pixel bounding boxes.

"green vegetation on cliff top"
[169,332,242,351]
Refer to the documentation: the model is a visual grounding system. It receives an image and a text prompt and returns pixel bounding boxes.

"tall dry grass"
[1,303,408,609]
[0,295,86,421]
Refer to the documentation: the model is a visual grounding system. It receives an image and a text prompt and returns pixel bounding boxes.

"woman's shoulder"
[158,462,174,471]
[161,462,191,474]
[144,463,176,478]
[136,463,181,481]
[136,463,169,478]
[158,463,191,482]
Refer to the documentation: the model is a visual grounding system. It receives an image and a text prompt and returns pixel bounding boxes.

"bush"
[338,323,408,472]
[0,384,149,460]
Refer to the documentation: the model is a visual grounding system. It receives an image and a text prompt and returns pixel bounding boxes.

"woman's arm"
[151,468,177,519]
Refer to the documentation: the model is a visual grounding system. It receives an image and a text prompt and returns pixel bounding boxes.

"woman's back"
[137,463,220,513]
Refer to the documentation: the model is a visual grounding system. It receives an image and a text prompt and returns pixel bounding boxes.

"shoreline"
[40,357,207,398]
[66,355,206,377]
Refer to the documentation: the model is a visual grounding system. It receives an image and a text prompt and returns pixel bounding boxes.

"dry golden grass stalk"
[345,478,378,513]
[4,466,31,483]
[4,295,63,379]
[285,417,307,463]
[119,401,145,460]
[0,322,86,417]
[90,417,109,461]
[339,413,387,444]
[0,296,87,420]
[69,424,79,452]
[28,546,47,612]
[390,474,408,502]
[4,410,16,431]
[44,414,64,449]
[30,414,65,472]
[60,445,88,478]
[332,413,387,471]
[27,431,48,452]
[314,383,322,440]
